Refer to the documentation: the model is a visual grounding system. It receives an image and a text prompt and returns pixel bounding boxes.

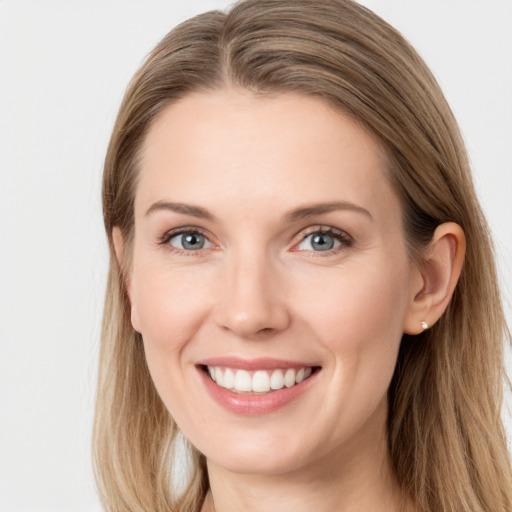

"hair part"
[95,1,512,511]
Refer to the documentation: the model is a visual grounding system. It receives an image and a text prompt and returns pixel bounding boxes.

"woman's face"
[125,90,421,476]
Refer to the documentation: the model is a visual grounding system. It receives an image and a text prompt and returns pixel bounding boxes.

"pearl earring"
[420,321,429,330]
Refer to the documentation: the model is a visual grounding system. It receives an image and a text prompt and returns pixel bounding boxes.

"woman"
[93,1,512,511]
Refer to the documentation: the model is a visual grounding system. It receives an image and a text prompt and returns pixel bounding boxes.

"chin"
[198,429,318,477]
[207,450,307,477]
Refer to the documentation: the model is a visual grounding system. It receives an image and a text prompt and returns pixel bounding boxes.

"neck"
[201,404,415,512]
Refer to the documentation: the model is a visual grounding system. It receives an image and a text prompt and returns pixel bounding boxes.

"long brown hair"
[93,1,512,511]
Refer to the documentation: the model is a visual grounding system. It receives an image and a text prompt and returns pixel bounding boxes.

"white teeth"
[223,368,235,389]
[284,368,296,388]
[214,367,223,386]
[270,369,284,390]
[234,369,252,392]
[252,370,271,392]
[206,366,314,394]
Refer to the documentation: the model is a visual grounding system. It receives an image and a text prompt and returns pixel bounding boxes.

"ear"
[403,222,466,335]
[112,227,141,333]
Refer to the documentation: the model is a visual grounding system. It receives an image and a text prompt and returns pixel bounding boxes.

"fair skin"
[114,89,465,512]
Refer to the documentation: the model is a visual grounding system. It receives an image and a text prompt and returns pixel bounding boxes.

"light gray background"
[1,1,511,511]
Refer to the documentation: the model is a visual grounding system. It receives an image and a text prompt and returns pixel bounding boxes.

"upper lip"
[196,356,318,371]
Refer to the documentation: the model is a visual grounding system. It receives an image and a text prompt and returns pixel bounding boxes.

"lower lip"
[197,367,318,416]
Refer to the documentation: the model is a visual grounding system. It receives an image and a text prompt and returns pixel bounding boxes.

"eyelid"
[157,224,353,255]
[159,226,216,253]
[291,225,354,253]
[159,226,208,243]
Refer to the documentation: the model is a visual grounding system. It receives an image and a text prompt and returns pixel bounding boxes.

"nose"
[213,249,291,339]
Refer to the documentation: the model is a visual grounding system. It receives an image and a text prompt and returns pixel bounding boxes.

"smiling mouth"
[202,365,319,394]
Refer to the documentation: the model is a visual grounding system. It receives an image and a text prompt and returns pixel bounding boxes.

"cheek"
[286,258,410,447]
[291,255,410,404]
[130,257,214,349]
[129,258,215,416]
[295,256,409,342]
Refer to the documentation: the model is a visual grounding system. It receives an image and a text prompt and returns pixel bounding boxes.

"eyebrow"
[144,200,373,222]
[284,201,373,223]
[145,201,216,221]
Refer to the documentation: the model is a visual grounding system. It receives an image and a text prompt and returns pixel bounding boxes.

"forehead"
[136,89,399,223]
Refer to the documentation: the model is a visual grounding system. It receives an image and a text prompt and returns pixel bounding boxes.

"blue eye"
[296,229,351,252]
[168,232,212,251]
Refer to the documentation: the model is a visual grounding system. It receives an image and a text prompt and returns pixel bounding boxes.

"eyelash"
[158,227,212,256]
[294,226,353,256]
[158,225,353,255]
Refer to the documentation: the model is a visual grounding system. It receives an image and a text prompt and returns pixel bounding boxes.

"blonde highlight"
[94,1,512,511]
